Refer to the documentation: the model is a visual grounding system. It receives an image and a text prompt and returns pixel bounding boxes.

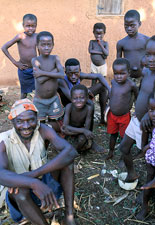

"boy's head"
[23,14,37,36]
[113,58,130,84]
[124,10,141,37]
[37,31,54,56]
[93,23,106,41]
[65,58,81,84]
[145,35,155,71]
[71,84,88,109]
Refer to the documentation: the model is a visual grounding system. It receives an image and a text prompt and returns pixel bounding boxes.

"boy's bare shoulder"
[117,36,129,46]
[137,33,149,41]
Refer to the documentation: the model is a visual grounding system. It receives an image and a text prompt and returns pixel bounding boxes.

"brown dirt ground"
[0,86,155,225]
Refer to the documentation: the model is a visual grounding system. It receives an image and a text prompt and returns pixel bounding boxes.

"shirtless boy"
[0,99,78,225]
[106,58,138,160]
[62,84,95,153]
[119,36,155,182]
[58,58,111,124]
[2,14,37,98]
[32,31,65,132]
[116,10,149,84]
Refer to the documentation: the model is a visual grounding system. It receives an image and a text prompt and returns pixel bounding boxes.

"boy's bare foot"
[136,207,148,221]
[106,151,113,160]
[91,141,105,153]
[141,179,155,189]
[125,173,139,182]
[61,214,76,225]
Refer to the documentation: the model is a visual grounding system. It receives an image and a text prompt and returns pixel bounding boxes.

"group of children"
[1,9,155,221]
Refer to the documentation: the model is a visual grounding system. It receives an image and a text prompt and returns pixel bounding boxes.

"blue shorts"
[18,68,35,94]
[6,173,62,223]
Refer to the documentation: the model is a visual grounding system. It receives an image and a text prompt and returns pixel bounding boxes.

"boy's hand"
[33,67,43,78]
[83,129,93,139]
[140,113,152,132]
[32,180,60,210]
[15,61,28,70]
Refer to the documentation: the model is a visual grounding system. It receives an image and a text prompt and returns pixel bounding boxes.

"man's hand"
[32,180,60,210]
[140,113,152,132]
[15,61,28,70]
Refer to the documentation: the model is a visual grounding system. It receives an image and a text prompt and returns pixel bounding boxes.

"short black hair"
[113,58,130,71]
[93,23,106,33]
[23,14,37,23]
[65,58,80,68]
[71,84,88,98]
[124,10,140,22]
[146,35,155,48]
[36,31,54,45]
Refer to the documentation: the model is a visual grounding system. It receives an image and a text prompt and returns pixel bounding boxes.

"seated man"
[58,58,111,124]
[0,99,78,225]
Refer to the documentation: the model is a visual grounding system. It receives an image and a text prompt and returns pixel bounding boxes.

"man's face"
[13,111,37,141]
[124,17,140,37]
[65,65,81,84]
[37,36,54,56]
[23,19,37,36]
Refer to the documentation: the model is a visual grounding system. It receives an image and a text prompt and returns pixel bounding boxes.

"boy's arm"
[97,41,109,56]
[131,82,139,100]
[80,72,111,93]
[1,34,28,70]
[116,40,123,58]
[88,40,104,55]
[141,130,150,153]
[58,79,71,101]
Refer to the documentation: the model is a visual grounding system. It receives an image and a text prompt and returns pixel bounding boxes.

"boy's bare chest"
[71,109,87,125]
[19,37,36,49]
[112,82,131,97]
[123,39,146,51]
[39,57,56,71]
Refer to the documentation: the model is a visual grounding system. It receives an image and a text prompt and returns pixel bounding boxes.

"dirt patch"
[0,87,154,225]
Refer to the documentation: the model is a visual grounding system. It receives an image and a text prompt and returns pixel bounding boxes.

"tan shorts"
[125,116,142,149]
[91,62,107,77]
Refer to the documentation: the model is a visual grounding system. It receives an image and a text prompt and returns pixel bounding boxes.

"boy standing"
[106,58,138,160]
[2,14,37,99]
[120,36,155,182]
[32,31,65,132]
[62,84,95,153]
[116,10,149,85]
[88,23,109,121]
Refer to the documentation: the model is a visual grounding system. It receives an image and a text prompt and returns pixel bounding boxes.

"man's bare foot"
[91,141,105,153]
[125,173,139,182]
[141,178,155,190]
[61,214,76,225]
[136,207,148,220]
[106,151,113,160]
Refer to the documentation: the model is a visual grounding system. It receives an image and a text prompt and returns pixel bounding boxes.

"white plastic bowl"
[118,172,138,190]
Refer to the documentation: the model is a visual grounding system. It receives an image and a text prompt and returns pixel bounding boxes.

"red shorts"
[107,111,130,138]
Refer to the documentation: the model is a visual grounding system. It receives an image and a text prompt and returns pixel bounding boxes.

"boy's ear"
[139,21,141,27]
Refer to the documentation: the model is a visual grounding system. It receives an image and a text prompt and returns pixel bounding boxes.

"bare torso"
[135,68,155,121]
[90,40,107,66]
[70,104,89,128]
[34,55,58,99]
[110,79,135,116]
[18,33,37,68]
[117,33,149,78]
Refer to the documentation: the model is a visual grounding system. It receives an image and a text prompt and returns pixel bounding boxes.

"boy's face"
[145,40,155,71]
[113,64,129,84]
[93,29,105,41]
[65,65,81,84]
[23,19,37,36]
[71,89,87,109]
[148,99,155,126]
[37,36,54,56]
[124,17,140,37]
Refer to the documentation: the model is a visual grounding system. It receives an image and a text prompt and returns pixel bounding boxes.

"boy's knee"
[12,188,30,202]
[78,135,86,145]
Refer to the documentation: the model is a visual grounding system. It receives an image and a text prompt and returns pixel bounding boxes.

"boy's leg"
[119,134,138,182]
[9,188,48,225]
[106,133,118,160]
[136,164,155,220]
[141,177,155,190]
